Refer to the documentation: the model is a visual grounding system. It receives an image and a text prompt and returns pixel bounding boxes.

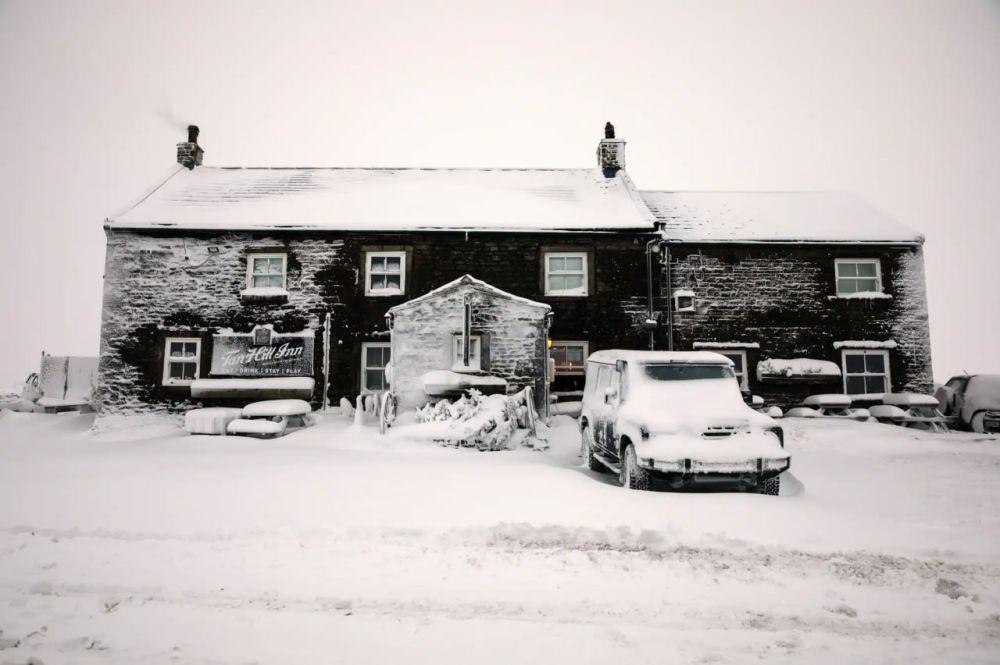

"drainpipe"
[664,242,673,351]
[645,238,658,350]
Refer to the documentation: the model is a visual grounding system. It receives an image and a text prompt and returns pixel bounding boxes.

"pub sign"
[210,325,314,376]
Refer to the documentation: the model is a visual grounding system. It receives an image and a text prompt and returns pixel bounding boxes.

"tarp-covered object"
[36,355,98,410]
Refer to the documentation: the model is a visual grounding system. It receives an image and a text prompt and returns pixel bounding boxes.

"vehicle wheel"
[580,426,606,472]
[970,412,986,434]
[620,443,651,491]
[759,476,781,496]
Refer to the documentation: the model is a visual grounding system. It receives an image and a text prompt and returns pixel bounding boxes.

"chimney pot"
[187,125,200,144]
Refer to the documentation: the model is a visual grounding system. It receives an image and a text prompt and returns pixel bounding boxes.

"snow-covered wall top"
[641,191,923,244]
[109,166,656,232]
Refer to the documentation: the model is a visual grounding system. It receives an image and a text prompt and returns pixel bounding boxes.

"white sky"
[0,0,997,385]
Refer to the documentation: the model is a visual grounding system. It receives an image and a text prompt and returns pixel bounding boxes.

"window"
[246,253,287,290]
[452,335,482,370]
[544,252,588,296]
[366,251,406,296]
[643,364,735,382]
[717,350,749,390]
[162,337,200,386]
[361,343,391,392]
[835,259,882,296]
[673,289,695,313]
[842,350,890,396]
[550,341,588,375]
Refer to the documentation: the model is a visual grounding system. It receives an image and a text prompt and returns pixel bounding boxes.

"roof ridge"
[208,166,596,172]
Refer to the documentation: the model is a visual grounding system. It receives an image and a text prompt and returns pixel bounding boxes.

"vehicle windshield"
[642,363,735,381]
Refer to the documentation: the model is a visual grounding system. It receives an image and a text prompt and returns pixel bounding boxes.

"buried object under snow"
[869,392,951,433]
[785,394,870,421]
[395,388,544,451]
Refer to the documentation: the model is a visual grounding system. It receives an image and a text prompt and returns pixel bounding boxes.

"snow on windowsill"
[757,358,841,380]
[240,287,289,300]
[833,340,898,350]
[828,292,892,300]
[693,342,761,350]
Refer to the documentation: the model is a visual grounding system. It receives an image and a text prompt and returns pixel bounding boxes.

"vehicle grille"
[701,425,748,438]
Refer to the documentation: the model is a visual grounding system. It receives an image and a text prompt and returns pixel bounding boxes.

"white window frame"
[365,251,406,297]
[550,341,589,375]
[835,258,882,296]
[451,335,483,370]
[544,252,589,297]
[841,349,891,396]
[162,337,201,386]
[246,252,288,290]
[360,342,392,393]
[715,349,749,390]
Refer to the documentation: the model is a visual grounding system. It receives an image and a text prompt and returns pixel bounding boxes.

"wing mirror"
[604,387,618,404]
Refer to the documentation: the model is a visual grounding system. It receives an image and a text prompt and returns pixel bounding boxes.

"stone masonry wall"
[665,243,934,407]
[390,282,548,411]
[97,229,663,419]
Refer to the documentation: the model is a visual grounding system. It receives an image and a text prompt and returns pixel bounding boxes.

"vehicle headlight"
[766,426,784,448]
[762,457,790,472]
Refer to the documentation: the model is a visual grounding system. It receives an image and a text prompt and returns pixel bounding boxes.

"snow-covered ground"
[0,410,998,663]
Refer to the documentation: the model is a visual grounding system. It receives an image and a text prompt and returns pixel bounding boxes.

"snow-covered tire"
[581,426,605,472]
[759,475,781,496]
[620,442,651,491]
[970,412,987,434]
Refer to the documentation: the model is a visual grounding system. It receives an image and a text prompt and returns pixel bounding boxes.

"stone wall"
[664,243,933,407]
[389,280,549,411]
[97,229,663,419]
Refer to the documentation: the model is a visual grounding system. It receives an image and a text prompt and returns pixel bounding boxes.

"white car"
[579,350,790,494]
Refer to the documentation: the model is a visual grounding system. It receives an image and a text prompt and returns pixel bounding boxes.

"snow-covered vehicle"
[579,350,789,495]
[935,375,1000,434]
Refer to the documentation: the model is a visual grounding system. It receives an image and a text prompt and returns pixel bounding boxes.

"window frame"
[162,336,201,386]
[715,349,749,390]
[245,252,288,290]
[451,335,483,370]
[550,340,589,376]
[365,251,407,297]
[543,252,589,297]
[841,349,891,396]
[360,342,392,393]
[835,258,883,296]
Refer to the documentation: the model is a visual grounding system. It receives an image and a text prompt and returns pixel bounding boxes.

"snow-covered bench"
[226,399,314,438]
[184,407,244,435]
[786,394,869,421]
[869,393,951,433]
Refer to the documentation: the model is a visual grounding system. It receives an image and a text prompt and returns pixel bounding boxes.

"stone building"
[96,124,932,421]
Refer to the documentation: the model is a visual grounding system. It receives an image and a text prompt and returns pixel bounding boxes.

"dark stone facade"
[664,243,933,408]
[97,227,933,419]
[97,229,668,419]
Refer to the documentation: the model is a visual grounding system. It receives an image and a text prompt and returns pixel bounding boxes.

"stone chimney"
[176,125,203,169]
[597,121,625,177]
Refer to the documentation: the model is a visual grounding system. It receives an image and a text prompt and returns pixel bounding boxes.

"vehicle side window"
[610,370,621,397]
[595,365,610,394]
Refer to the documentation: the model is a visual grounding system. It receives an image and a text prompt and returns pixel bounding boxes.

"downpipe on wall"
[645,237,672,351]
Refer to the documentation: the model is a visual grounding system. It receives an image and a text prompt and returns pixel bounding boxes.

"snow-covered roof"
[587,350,733,365]
[109,166,656,232]
[389,275,550,313]
[640,191,923,244]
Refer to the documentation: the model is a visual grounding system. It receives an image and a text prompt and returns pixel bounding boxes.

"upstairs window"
[366,251,406,296]
[551,341,588,375]
[162,337,200,386]
[361,343,391,392]
[842,349,890,396]
[835,259,882,296]
[247,253,287,290]
[544,252,588,296]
